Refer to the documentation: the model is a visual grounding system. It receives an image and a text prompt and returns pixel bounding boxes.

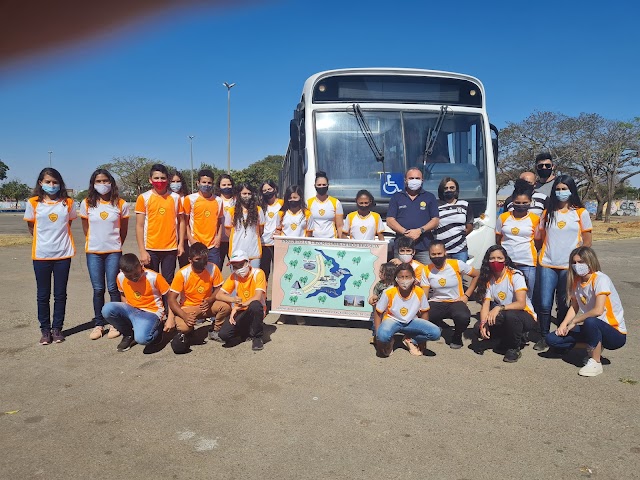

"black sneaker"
[533,338,548,351]
[39,329,52,345]
[51,328,65,343]
[503,348,522,363]
[149,330,164,346]
[251,337,264,351]
[171,332,190,354]
[117,336,135,352]
[450,334,463,349]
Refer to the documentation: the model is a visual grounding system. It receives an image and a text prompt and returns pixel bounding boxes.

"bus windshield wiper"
[352,104,384,163]
[423,105,449,159]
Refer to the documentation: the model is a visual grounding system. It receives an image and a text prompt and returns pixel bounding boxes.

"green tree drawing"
[361,273,370,282]
[284,273,293,281]
[289,296,298,305]
[300,276,308,285]
[293,246,302,254]
[303,251,312,259]
[289,259,299,268]
[337,250,346,259]
[353,280,362,289]
[352,256,362,266]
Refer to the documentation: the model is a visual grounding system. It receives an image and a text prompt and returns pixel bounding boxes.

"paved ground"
[1,213,639,479]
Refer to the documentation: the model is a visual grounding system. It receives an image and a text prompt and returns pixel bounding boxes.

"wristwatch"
[419,226,426,234]
[500,305,506,311]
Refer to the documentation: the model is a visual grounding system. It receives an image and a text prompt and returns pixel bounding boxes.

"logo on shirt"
[557,221,566,229]
[224,206,230,212]
[158,207,166,215]
[319,209,325,216]
[134,291,142,299]
[511,227,520,235]
[48,213,58,222]
[420,201,426,211]
[399,307,408,316]
[498,291,506,301]
[438,278,446,287]
[291,223,298,231]
[268,212,275,218]
[360,226,367,234]
[197,286,205,294]
[243,291,250,299]
[204,210,211,218]
[580,294,587,304]
[100,211,109,220]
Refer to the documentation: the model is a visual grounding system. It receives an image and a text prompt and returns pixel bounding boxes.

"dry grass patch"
[592,220,640,241]
[0,235,32,247]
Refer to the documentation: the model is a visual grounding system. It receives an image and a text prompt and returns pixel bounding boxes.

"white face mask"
[396,278,414,289]
[234,264,250,277]
[94,183,112,195]
[572,263,590,276]
[406,179,423,191]
[170,182,182,193]
[398,253,413,263]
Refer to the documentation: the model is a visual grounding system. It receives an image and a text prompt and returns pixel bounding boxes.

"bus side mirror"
[290,120,300,150]
[490,124,499,166]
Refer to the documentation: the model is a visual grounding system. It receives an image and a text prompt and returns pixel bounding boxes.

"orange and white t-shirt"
[375,286,430,324]
[539,208,592,269]
[410,259,425,280]
[170,262,223,307]
[79,198,130,253]
[343,211,384,240]
[217,196,235,242]
[220,267,267,311]
[496,212,540,266]
[307,196,343,238]
[262,199,284,246]
[225,206,265,260]
[117,268,170,318]
[135,190,184,251]
[278,209,311,237]
[484,268,536,320]
[183,193,222,249]
[24,196,77,260]
[421,259,475,302]
[574,272,626,334]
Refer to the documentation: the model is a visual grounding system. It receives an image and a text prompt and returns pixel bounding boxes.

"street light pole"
[48,150,52,167]
[223,82,236,173]
[188,135,195,192]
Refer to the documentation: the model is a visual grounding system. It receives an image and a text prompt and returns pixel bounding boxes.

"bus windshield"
[314,110,488,214]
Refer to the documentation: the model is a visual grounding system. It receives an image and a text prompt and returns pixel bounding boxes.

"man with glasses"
[386,168,439,265]
[534,152,557,197]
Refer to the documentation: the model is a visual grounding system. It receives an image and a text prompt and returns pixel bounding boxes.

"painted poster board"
[271,236,388,320]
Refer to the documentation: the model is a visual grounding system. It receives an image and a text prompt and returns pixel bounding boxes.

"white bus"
[281,68,498,268]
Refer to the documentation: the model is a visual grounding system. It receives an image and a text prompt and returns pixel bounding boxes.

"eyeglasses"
[537,164,553,170]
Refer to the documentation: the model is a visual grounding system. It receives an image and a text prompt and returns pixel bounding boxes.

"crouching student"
[215,250,267,351]
[477,246,537,363]
[102,253,170,352]
[166,242,232,354]
[374,263,441,357]
[390,236,425,280]
[546,247,627,377]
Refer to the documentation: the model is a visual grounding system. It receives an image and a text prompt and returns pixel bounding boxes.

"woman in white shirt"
[307,171,343,238]
[225,183,265,268]
[259,180,283,281]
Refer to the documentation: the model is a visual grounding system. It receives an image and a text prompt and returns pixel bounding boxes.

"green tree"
[0,180,31,207]
[231,155,283,187]
[75,189,89,202]
[99,156,176,201]
[0,160,8,181]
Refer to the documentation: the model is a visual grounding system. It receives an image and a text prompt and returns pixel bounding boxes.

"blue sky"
[1,0,638,191]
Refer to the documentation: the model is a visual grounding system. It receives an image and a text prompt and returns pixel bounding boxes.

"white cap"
[229,250,249,263]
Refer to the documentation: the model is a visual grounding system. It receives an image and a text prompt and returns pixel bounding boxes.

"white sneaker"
[578,358,603,377]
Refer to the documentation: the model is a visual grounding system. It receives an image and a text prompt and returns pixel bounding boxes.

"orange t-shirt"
[170,263,224,307]
[220,267,267,311]
[183,193,222,249]
[135,190,183,251]
[117,268,170,317]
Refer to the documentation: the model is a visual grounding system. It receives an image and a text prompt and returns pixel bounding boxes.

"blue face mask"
[555,190,571,201]
[199,184,214,194]
[42,184,60,195]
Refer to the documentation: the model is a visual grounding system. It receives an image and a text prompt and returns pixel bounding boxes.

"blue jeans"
[33,258,72,331]
[448,250,469,262]
[86,252,122,326]
[207,247,221,267]
[101,302,162,345]
[538,266,568,337]
[376,317,441,344]
[514,265,536,300]
[546,317,627,351]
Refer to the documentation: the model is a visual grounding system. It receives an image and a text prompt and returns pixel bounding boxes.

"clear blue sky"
[1,0,638,191]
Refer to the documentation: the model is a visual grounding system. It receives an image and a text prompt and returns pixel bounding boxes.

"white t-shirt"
[79,198,130,253]
[376,286,430,324]
[496,212,540,266]
[484,268,536,319]
[225,206,265,260]
[24,196,77,260]
[539,208,592,269]
[343,211,384,240]
[307,196,343,238]
[574,272,626,333]
[278,209,311,237]
[420,259,475,302]
[262,199,283,246]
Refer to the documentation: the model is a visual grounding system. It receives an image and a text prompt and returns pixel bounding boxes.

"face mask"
[262,191,275,201]
[199,184,214,194]
[220,187,234,196]
[288,200,300,209]
[240,196,252,205]
[152,180,168,192]
[396,278,414,290]
[572,263,590,276]
[234,264,250,277]
[315,186,328,196]
[398,253,413,263]
[407,179,423,191]
[191,258,207,271]
[94,183,112,195]
[489,260,505,275]
[537,166,552,180]
[358,205,370,214]
[513,204,529,213]
[430,256,446,267]
[443,191,456,200]
[170,182,182,193]
[555,190,571,202]
[42,184,60,195]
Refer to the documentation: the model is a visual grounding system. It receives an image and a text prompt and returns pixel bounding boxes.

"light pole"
[223,82,236,173]
[48,150,52,167]
[188,135,195,192]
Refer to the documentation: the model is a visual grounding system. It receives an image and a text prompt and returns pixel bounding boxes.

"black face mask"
[262,191,275,201]
[513,204,530,213]
[220,187,234,196]
[191,259,207,271]
[288,200,300,208]
[430,256,446,267]
[537,166,552,180]
[443,191,456,200]
[315,186,328,195]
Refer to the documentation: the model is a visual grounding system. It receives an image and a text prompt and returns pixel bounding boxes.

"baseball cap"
[229,250,249,263]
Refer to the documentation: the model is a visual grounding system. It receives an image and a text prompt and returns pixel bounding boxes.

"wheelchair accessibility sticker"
[381,173,404,197]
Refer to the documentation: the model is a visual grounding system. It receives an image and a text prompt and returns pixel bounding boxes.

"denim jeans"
[538,266,568,337]
[33,258,72,331]
[514,264,536,300]
[86,252,122,326]
[448,250,469,262]
[376,317,441,344]
[101,302,162,345]
[546,317,627,350]
[148,249,177,284]
[207,247,221,267]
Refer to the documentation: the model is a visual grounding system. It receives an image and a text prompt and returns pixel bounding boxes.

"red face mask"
[152,180,168,192]
[489,261,505,275]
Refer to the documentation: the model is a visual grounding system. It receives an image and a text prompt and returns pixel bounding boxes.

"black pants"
[177,249,189,269]
[489,310,537,349]
[219,300,264,343]
[428,301,471,335]
[260,245,274,283]
[218,242,230,270]
[148,250,177,284]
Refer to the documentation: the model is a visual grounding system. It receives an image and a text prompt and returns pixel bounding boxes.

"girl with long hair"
[276,185,311,238]
[216,173,235,269]
[224,183,265,268]
[259,180,282,281]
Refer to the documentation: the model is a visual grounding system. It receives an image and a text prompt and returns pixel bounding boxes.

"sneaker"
[503,348,522,363]
[450,333,463,349]
[39,329,52,345]
[582,356,589,367]
[171,333,190,354]
[149,330,164,346]
[579,358,603,377]
[369,335,375,345]
[52,329,65,343]
[275,318,284,325]
[89,326,104,340]
[208,329,223,343]
[252,337,264,351]
[533,338,548,351]
[107,326,121,339]
[117,336,135,352]
[402,337,424,356]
